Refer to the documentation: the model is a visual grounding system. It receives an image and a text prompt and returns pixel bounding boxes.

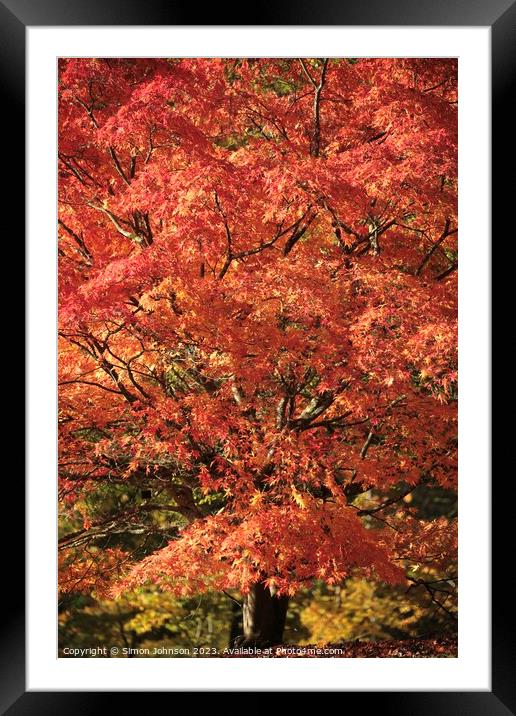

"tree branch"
[108,146,131,185]
[415,219,457,276]
[300,59,329,157]
[436,261,458,281]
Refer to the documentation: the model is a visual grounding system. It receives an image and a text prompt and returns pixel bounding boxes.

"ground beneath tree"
[224,636,457,658]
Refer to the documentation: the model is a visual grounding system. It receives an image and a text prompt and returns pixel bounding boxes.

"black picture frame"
[6,0,506,710]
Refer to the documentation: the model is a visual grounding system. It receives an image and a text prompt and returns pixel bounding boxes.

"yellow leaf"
[250,491,263,507]
[291,485,306,509]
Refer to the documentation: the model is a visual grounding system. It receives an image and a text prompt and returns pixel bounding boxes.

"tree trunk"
[239,582,289,647]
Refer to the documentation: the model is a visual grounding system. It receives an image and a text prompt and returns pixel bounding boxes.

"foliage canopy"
[58,58,457,618]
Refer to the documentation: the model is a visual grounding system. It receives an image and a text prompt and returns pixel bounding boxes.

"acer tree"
[58,58,458,648]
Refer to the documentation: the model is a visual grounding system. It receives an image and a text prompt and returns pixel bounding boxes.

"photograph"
[57,56,459,660]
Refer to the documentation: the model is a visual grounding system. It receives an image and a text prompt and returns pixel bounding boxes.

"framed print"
[4,0,508,709]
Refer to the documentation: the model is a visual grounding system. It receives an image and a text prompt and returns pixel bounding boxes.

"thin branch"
[58,504,184,549]
[87,202,142,243]
[407,578,457,620]
[358,487,415,516]
[214,192,234,279]
[415,219,457,276]
[298,59,317,88]
[436,261,458,281]
[360,395,406,459]
[360,431,375,460]
[59,379,129,396]
[222,590,243,608]
[108,146,131,185]
[58,219,93,263]
[310,59,328,157]
[75,95,99,129]
[283,210,317,256]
